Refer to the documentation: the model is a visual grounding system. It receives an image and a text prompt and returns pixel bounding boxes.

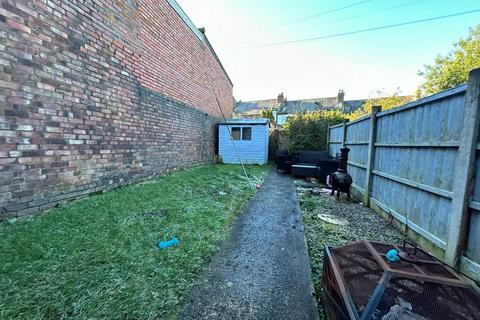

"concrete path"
[179,171,319,320]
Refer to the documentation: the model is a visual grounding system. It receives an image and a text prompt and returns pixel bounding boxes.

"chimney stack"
[337,90,345,103]
[277,92,285,104]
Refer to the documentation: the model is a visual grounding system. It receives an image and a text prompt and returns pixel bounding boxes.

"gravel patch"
[296,180,404,319]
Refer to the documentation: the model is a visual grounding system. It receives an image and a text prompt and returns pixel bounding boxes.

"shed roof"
[219,118,269,125]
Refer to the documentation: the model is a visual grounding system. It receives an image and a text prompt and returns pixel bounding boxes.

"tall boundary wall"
[0,0,233,218]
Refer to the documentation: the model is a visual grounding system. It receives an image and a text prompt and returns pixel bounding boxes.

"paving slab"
[179,171,319,320]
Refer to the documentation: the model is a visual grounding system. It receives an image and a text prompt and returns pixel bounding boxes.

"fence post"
[364,106,382,206]
[341,119,347,147]
[445,68,480,267]
[326,125,331,155]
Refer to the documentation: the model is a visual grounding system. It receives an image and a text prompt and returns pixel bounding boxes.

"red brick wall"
[137,0,233,117]
[0,0,233,218]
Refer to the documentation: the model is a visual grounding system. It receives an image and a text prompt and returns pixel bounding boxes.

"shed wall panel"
[219,125,268,164]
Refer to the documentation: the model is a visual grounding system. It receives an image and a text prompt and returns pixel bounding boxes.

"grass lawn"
[0,164,270,319]
[297,188,403,319]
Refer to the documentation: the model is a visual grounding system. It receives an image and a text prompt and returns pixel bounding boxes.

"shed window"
[231,127,241,140]
[230,127,252,141]
[242,127,252,140]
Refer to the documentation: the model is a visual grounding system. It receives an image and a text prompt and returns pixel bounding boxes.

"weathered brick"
[0,0,231,219]
[68,139,83,145]
[0,80,19,90]
[16,124,33,131]
[45,127,63,133]
[0,130,16,137]
[13,189,34,198]
[6,19,31,34]
[5,109,28,118]
[17,144,38,151]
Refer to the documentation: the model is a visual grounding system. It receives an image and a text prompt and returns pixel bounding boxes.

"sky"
[176,0,480,101]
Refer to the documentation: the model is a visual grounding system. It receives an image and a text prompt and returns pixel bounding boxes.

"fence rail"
[327,68,480,282]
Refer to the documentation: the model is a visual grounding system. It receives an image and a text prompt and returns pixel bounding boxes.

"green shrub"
[283,110,346,154]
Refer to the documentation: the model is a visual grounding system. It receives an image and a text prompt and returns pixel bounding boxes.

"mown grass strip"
[0,164,270,319]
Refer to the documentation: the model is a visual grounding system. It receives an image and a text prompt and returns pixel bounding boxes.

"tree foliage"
[260,108,275,124]
[418,24,480,96]
[348,90,413,121]
[283,110,346,154]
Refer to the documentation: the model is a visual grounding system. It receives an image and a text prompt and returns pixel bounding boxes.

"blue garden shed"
[218,118,269,165]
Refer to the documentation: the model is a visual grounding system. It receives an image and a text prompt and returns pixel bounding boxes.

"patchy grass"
[0,164,270,320]
[298,187,403,319]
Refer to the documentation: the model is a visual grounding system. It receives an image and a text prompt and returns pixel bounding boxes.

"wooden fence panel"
[328,124,343,157]
[462,82,480,274]
[326,69,480,281]
[345,117,370,192]
[371,92,465,251]
[467,155,480,264]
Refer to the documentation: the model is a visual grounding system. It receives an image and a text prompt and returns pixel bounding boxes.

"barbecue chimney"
[328,147,353,200]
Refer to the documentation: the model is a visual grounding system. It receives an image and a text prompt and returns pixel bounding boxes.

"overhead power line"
[388,0,428,10]
[277,0,373,27]
[260,8,480,47]
[334,0,428,22]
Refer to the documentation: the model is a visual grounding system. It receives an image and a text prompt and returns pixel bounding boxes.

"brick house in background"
[0,0,233,217]
[234,91,366,125]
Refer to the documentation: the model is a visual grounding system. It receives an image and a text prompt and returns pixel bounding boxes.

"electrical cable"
[276,0,373,27]
[334,0,427,22]
[260,8,480,47]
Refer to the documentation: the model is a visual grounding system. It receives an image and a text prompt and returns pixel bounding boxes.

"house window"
[231,127,241,140]
[242,127,252,140]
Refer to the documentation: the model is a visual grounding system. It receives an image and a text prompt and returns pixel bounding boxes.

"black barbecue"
[328,147,353,200]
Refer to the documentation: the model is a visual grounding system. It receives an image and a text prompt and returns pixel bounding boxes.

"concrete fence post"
[364,106,382,206]
[445,68,480,267]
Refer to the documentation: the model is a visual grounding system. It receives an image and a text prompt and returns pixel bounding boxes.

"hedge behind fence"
[283,110,345,154]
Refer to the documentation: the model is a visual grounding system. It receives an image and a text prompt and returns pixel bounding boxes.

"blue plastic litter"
[386,249,400,262]
[158,237,179,249]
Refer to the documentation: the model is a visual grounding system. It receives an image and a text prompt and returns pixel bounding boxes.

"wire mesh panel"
[374,277,480,320]
[333,242,384,313]
[323,241,480,320]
